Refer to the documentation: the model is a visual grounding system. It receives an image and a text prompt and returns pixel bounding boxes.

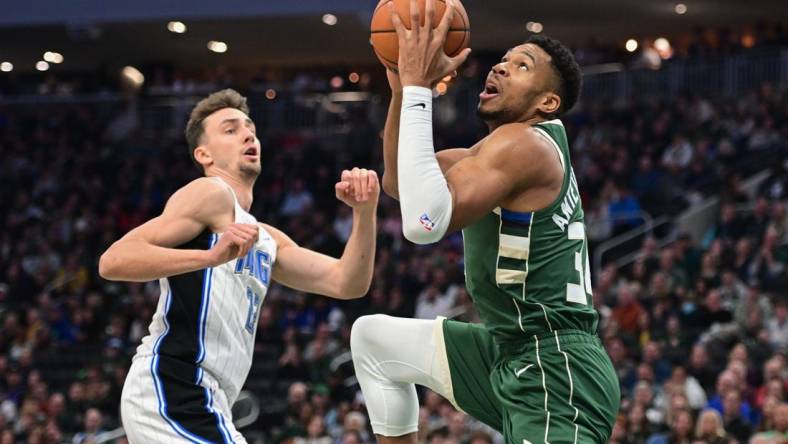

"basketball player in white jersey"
[98,89,380,444]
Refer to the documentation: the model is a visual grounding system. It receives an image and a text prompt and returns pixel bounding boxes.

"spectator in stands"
[446,411,470,444]
[759,160,788,201]
[694,409,732,444]
[342,411,371,444]
[645,408,694,444]
[662,134,695,171]
[625,403,654,443]
[754,357,786,409]
[415,284,456,320]
[722,390,753,442]
[607,337,637,394]
[607,182,644,235]
[766,298,788,350]
[71,408,107,444]
[340,429,363,444]
[295,415,333,444]
[642,341,672,384]
[612,282,645,338]
[665,366,708,410]
[765,402,788,441]
[281,179,315,217]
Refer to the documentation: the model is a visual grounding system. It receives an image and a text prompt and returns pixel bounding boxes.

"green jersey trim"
[532,121,571,217]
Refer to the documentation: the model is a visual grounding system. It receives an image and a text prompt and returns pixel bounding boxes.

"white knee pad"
[350,315,459,437]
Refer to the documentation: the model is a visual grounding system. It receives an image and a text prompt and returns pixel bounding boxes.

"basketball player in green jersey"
[350,0,620,443]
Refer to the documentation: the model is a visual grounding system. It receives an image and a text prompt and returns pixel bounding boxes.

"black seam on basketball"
[371,28,469,33]
[449,28,469,56]
[446,9,469,56]
[374,48,399,66]
[371,0,467,59]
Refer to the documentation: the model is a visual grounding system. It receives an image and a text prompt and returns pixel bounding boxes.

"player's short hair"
[184,88,250,163]
[525,35,582,116]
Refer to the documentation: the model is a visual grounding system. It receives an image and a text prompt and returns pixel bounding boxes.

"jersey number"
[566,222,592,305]
[245,288,261,333]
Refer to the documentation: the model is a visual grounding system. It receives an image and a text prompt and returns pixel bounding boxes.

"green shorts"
[442,320,620,444]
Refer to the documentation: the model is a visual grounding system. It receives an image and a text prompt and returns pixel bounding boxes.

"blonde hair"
[695,409,725,439]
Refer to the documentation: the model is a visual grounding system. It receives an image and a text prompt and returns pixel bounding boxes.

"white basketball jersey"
[134,178,277,405]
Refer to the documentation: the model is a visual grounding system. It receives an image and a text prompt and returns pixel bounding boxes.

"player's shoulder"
[166,177,234,214]
[481,122,557,164]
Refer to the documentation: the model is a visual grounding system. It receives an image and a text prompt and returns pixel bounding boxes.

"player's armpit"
[263,224,368,299]
[123,178,234,247]
[444,124,559,233]
[98,178,234,281]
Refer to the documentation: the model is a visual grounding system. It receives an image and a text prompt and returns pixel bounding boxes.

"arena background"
[0,1,787,443]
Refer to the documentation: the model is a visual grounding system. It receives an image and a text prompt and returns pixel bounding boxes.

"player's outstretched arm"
[99,178,258,282]
[266,168,379,299]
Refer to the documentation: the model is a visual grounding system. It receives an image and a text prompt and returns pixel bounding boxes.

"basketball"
[370,0,470,71]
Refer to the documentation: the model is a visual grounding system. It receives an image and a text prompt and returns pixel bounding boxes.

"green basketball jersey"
[462,119,599,349]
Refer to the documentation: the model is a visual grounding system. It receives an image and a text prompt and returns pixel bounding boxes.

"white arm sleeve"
[397,86,453,244]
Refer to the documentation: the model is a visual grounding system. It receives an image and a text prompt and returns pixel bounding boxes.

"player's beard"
[477,104,514,125]
[239,161,261,181]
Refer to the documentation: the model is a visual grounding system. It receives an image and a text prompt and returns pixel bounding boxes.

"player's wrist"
[353,204,378,218]
[200,248,219,268]
[400,79,431,88]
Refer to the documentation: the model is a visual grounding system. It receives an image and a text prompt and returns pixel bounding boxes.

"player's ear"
[537,91,561,116]
[194,145,213,168]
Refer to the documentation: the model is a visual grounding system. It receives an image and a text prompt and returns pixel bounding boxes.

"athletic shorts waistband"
[498,329,602,356]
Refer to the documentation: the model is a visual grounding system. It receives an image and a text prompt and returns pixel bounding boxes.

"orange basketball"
[370,0,470,71]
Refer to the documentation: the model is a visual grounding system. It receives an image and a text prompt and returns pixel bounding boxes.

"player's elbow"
[98,244,126,281]
[339,279,371,299]
[343,287,368,300]
[98,251,119,280]
[402,223,440,245]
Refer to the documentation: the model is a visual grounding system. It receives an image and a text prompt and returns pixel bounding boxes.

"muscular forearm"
[398,86,453,244]
[335,208,377,298]
[99,239,211,282]
[382,91,403,198]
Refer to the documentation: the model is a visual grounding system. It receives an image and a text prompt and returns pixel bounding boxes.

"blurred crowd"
[0,44,787,444]
[0,21,785,98]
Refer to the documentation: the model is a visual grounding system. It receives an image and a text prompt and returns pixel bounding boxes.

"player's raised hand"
[206,223,259,267]
[335,168,380,212]
[390,0,471,88]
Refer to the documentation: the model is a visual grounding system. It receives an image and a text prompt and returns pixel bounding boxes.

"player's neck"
[211,172,255,211]
[486,114,547,132]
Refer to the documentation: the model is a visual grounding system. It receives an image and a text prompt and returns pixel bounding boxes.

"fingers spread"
[389,3,406,40]
[434,0,455,39]
[424,0,435,34]
[409,0,420,33]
